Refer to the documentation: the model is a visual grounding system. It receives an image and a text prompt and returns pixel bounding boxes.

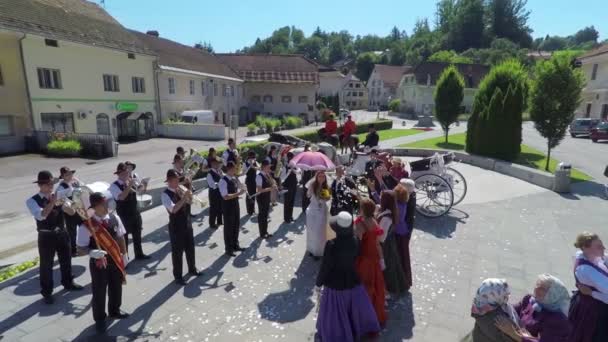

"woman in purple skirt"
[315,211,380,342]
[568,232,608,342]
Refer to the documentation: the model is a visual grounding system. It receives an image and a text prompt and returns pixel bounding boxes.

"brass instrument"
[177,184,208,208]
[274,155,283,179]
[235,154,243,176]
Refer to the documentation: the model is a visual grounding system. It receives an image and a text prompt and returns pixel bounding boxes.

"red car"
[590,122,608,142]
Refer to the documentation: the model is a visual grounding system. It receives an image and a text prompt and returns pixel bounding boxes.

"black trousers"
[256,197,270,237]
[38,231,72,297]
[120,212,144,258]
[301,186,310,213]
[283,183,297,221]
[222,202,240,253]
[209,190,223,226]
[245,181,256,215]
[90,258,122,322]
[168,222,196,280]
[64,214,80,254]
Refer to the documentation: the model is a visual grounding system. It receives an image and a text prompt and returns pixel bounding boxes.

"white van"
[180,110,216,124]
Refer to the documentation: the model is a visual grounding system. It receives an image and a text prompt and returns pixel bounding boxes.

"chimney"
[146,30,159,37]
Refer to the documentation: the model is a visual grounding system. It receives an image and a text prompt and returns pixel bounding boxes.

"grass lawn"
[400,132,592,183]
[360,129,424,142]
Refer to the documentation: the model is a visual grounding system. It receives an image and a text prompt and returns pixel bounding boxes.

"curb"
[387,148,558,192]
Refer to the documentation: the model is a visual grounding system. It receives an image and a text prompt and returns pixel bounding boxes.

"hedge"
[47,139,82,155]
[198,120,393,160]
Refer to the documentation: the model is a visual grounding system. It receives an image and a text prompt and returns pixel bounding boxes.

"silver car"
[570,118,601,137]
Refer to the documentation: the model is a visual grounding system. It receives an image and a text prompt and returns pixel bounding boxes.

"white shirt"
[206,170,222,189]
[219,176,236,198]
[76,213,126,248]
[26,193,50,221]
[161,187,178,213]
[377,210,392,243]
[222,149,239,165]
[256,172,270,188]
[243,160,256,174]
[55,180,78,200]
[109,179,126,201]
[574,251,608,304]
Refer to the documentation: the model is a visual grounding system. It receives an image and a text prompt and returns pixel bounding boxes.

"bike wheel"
[444,167,467,205]
[414,174,454,218]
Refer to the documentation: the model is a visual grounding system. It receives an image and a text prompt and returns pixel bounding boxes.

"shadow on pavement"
[383,292,416,340]
[415,208,469,239]
[562,180,607,200]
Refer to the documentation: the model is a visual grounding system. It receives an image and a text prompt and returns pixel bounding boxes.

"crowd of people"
[24,134,608,340]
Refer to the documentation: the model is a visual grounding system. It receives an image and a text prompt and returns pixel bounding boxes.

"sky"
[103,0,606,53]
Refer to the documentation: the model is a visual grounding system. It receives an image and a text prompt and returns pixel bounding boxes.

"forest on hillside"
[229,0,601,81]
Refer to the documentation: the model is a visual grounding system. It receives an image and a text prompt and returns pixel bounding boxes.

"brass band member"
[176,146,186,160]
[206,158,223,229]
[282,152,298,223]
[56,166,83,256]
[26,170,83,305]
[219,161,246,257]
[222,138,239,166]
[161,170,203,286]
[256,160,275,239]
[200,147,217,176]
[125,161,147,192]
[109,163,149,260]
[244,151,258,216]
[76,192,129,333]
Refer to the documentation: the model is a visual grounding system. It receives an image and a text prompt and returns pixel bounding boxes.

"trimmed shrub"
[247,123,257,132]
[388,99,401,112]
[466,60,529,161]
[283,116,303,129]
[47,139,82,156]
[434,65,465,143]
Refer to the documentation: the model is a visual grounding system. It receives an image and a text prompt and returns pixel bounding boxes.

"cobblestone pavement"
[1,159,605,341]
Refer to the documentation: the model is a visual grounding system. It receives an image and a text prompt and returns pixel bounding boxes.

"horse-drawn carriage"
[264,133,467,218]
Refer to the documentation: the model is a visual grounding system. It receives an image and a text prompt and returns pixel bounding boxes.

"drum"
[137,194,153,211]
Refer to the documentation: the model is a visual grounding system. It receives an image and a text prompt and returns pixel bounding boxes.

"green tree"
[297,36,324,61]
[466,59,529,161]
[355,52,378,81]
[428,50,473,64]
[194,41,214,53]
[448,0,485,51]
[434,65,465,143]
[540,36,569,51]
[529,53,584,170]
[389,43,408,65]
[436,0,456,35]
[486,0,533,48]
[573,26,599,45]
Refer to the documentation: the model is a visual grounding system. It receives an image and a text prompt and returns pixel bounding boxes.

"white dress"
[305,181,329,257]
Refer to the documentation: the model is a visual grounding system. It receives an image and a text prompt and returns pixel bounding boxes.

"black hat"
[165,169,180,182]
[228,138,235,144]
[247,150,256,158]
[34,170,55,184]
[225,161,236,170]
[173,154,182,163]
[125,161,136,170]
[88,192,106,208]
[261,159,271,167]
[59,166,76,179]
[114,162,128,175]
[176,146,185,154]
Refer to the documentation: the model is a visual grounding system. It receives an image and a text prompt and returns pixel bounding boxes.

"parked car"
[590,122,608,142]
[180,110,216,124]
[570,118,601,137]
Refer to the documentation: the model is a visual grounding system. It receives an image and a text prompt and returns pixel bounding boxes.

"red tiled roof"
[409,62,490,88]
[373,64,413,87]
[216,54,319,84]
[579,44,608,60]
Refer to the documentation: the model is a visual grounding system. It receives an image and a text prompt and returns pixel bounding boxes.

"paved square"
[0,161,606,341]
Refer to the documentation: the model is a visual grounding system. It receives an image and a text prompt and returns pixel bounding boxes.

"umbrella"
[289,151,335,171]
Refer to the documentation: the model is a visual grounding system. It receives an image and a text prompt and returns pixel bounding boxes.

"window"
[298,96,308,103]
[41,112,74,132]
[222,84,228,96]
[372,80,376,86]
[131,77,145,93]
[44,39,58,47]
[96,113,111,135]
[103,74,119,92]
[230,85,235,97]
[346,92,351,97]
[189,80,195,95]
[263,95,273,103]
[127,53,135,60]
[168,77,175,94]
[349,83,353,88]
[355,83,361,88]
[37,68,62,89]
[213,83,218,96]
[0,116,14,136]
[251,95,261,102]
[358,92,363,97]
[467,75,474,88]
[282,96,292,103]
[201,81,206,96]
[0,64,3,86]
[586,103,592,117]
[592,64,599,81]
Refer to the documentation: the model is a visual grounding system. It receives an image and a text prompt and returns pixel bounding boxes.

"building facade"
[367,64,411,110]
[318,67,345,97]
[341,74,368,110]
[217,54,319,124]
[0,30,32,154]
[1,0,158,143]
[577,45,608,120]
[398,62,489,116]
[133,31,243,126]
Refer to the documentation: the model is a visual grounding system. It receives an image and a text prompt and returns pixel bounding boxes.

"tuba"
[177,184,208,208]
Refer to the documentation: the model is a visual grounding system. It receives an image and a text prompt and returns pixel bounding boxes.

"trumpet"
[177,185,208,208]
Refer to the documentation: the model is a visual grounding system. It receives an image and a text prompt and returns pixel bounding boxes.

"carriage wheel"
[414,174,454,218]
[444,167,467,205]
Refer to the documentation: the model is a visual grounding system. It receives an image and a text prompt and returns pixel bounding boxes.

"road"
[522,122,607,181]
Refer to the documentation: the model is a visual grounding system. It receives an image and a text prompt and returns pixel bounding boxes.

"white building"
[341,73,368,110]
[318,66,345,97]
[367,64,412,110]
[217,54,319,124]
[577,45,608,120]
[132,30,244,126]
[397,62,489,116]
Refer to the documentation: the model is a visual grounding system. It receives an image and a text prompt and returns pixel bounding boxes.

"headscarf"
[534,274,570,315]
[471,278,519,323]
[400,178,416,193]
[329,211,354,237]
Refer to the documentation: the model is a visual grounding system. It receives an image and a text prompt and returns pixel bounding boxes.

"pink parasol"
[289,151,335,171]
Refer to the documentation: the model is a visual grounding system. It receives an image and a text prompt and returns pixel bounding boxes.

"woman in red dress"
[355,198,387,326]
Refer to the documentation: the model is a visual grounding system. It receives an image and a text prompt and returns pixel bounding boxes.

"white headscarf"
[471,278,519,324]
[535,274,570,315]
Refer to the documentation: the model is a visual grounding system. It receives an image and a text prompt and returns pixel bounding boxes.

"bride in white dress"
[305,171,330,260]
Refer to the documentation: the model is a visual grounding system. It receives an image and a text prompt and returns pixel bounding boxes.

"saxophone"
[274,155,283,179]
